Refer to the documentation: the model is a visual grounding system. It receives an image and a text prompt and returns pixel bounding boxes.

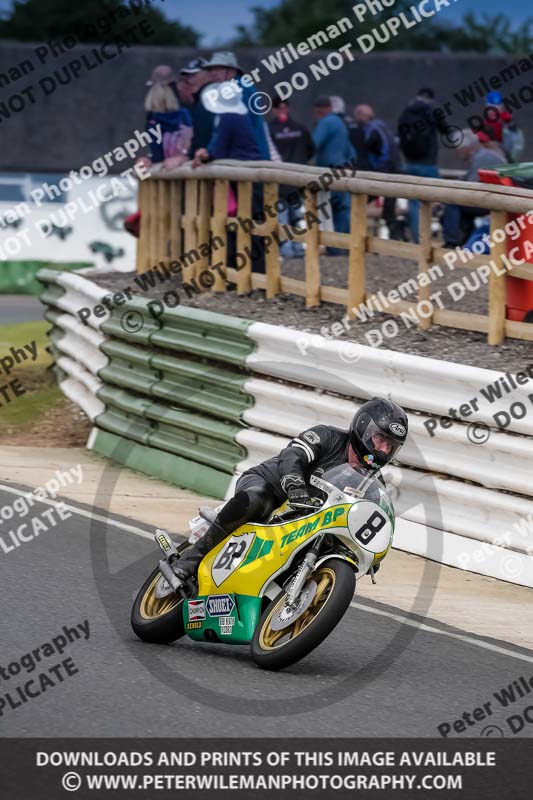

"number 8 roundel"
[347,501,392,552]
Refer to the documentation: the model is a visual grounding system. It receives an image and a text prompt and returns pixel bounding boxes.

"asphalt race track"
[1,484,532,739]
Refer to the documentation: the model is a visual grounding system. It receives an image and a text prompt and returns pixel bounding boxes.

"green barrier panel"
[101,296,161,345]
[99,340,252,422]
[149,305,255,366]
[151,354,251,422]
[0,261,91,295]
[39,284,65,309]
[44,308,63,326]
[98,360,160,396]
[95,409,153,445]
[96,386,245,474]
[90,428,231,499]
[99,339,160,396]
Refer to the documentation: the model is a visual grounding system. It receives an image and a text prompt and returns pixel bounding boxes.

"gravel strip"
[85,252,533,373]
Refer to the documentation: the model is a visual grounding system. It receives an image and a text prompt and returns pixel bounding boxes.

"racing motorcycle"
[131,463,395,670]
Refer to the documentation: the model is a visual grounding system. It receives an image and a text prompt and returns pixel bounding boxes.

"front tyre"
[251,559,356,671]
[131,566,186,644]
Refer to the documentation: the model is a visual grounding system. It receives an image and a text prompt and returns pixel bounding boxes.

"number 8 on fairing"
[354,510,386,544]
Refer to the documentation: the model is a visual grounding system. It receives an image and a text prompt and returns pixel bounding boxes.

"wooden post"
[236,181,252,294]
[264,182,281,299]
[145,180,158,272]
[183,179,198,285]
[211,179,229,293]
[304,191,320,307]
[488,209,507,345]
[158,179,171,265]
[168,180,183,263]
[347,194,367,317]
[196,180,212,282]
[417,200,433,331]
[136,180,150,273]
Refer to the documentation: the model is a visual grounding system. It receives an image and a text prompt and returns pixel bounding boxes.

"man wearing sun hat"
[180,57,216,154]
[203,51,273,161]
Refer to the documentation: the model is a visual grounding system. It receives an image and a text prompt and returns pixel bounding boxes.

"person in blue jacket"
[202,51,273,161]
[312,96,355,254]
[192,84,265,274]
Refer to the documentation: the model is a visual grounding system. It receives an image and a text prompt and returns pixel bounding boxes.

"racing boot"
[174,519,230,581]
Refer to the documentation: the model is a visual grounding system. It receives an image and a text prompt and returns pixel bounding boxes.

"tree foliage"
[234,0,533,53]
[0,0,200,46]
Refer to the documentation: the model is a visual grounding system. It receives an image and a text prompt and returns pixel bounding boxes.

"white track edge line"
[0,483,153,540]
[350,601,533,663]
[3,483,531,661]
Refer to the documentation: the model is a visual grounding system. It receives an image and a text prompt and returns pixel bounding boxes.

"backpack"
[398,106,433,160]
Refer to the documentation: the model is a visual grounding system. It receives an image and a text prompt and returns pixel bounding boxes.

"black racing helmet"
[349,397,408,470]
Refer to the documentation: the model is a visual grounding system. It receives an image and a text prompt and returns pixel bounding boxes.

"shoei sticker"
[207,595,235,617]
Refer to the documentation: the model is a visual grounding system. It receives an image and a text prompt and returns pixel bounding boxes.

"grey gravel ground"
[88,252,533,372]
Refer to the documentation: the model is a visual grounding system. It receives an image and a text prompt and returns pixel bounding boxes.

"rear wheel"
[131,566,185,644]
[250,559,356,670]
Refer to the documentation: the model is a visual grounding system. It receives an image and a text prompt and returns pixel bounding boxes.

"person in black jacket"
[174,398,408,581]
[269,98,315,258]
[397,88,449,242]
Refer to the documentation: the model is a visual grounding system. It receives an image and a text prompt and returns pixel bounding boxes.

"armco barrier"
[38,269,533,587]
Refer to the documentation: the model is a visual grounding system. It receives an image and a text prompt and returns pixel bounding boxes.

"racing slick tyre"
[250,559,356,670]
[131,566,186,644]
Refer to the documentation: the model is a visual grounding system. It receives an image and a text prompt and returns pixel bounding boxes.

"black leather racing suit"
[176,425,358,578]
[213,424,353,532]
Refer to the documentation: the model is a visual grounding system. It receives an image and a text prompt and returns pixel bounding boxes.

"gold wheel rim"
[259,566,336,650]
[139,573,181,620]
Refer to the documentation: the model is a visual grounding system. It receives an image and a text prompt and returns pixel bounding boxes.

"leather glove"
[281,474,311,507]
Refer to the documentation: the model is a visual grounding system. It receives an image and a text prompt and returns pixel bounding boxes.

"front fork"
[285,533,326,609]
[155,529,192,600]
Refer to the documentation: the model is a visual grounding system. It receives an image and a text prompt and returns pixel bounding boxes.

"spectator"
[442,129,507,248]
[484,91,525,163]
[269,98,315,258]
[354,104,401,237]
[312,96,355,254]
[144,66,192,167]
[202,51,273,161]
[193,85,266,274]
[477,125,508,161]
[398,87,448,242]
[330,95,354,130]
[180,58,215,154]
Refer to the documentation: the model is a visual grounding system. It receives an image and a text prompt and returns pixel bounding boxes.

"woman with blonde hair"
[144,65,192,167]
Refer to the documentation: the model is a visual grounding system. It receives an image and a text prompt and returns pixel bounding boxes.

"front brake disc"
[270,580,318,631]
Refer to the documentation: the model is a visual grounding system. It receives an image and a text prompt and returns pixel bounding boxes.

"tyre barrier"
[37,269,533,588]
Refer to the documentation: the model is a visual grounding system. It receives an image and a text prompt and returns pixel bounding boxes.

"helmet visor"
[361,419,402,467]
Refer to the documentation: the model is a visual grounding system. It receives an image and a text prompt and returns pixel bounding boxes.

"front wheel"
[250,559,356,671]
[131,566,186,644]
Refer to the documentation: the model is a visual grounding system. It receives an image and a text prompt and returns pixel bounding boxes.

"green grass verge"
[0,320,62,432]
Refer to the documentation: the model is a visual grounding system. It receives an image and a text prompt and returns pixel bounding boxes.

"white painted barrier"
[247,323,533,437]
[243,378,533,497]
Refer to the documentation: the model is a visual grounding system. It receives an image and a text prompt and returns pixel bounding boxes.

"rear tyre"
[131,566,185,644]
[250,559,356,671]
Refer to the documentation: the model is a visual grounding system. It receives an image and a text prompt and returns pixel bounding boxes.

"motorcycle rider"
[175,397,408,581]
